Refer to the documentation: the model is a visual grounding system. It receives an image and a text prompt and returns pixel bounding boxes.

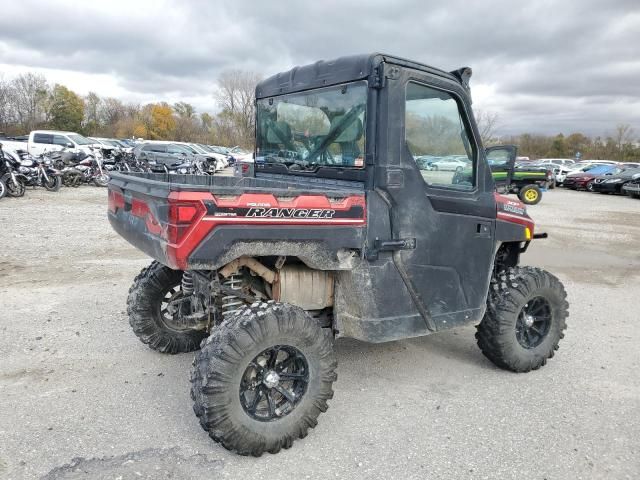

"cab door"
[486,145,517,193]
[376,66,497,331]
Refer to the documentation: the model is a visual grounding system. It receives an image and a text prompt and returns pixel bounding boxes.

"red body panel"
[494,193,535,235]
[110,189,367,270]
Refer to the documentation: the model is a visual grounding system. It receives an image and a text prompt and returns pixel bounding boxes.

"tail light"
[108,189,125,213]
[164,201,206,244]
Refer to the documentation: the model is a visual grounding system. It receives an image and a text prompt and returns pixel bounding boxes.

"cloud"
[1,0,639,135]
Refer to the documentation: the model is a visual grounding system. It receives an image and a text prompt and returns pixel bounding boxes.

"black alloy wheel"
[239,345,309,422]
[515,296,552,349]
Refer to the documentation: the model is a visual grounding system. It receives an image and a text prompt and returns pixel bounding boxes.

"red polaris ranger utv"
[108,54,568,456]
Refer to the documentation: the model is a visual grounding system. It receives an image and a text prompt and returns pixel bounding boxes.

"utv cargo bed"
[107,172,367,271]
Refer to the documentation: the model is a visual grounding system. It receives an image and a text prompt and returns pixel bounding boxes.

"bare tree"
[475,110,499,146]
[0,75,14,131]
[614,123,634,152]
[84,92,101,134]
[215,70,261,147]
[10,73,49,131]
[100,97,125,127]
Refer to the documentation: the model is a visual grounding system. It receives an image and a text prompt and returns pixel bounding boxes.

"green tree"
[546,134,567,158]
[173,101,196,119]
[48,84,85,132]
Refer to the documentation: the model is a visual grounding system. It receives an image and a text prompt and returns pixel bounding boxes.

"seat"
[329,115,363,166]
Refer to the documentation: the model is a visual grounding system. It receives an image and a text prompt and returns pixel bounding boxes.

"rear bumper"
[108,211,171,267]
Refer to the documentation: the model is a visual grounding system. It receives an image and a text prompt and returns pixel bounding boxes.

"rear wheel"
[476,267,568,372]
[518,184,542,205]
[191,302,337,456]
[127,261,207,354]
[63,170,83,187]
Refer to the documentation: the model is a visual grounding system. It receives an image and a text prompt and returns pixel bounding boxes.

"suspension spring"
[181,271,195,296]
[221,274,244,319]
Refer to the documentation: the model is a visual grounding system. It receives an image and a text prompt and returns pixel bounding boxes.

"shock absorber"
[221,274,244,319]
[181,271,195,296]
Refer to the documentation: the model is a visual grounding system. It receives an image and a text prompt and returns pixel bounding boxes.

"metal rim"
[524,189,538,202]
[157,285,190,332]
[240,345,309,422]
[516,296,552,349]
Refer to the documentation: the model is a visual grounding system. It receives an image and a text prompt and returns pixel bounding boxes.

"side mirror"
[66,142,74,148]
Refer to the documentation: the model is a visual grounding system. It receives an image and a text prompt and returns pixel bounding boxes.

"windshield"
[256,81,367,169]
[69,134,93,145]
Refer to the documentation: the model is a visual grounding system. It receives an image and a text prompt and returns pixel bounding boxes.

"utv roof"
[255,53,471,98]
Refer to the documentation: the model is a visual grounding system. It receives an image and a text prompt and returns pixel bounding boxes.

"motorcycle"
[46,150,84,187]
[20,154,63,191]
[0,144,27,197]
[74,154,110,187]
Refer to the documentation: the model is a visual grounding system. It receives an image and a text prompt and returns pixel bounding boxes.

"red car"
[563,165,619,191]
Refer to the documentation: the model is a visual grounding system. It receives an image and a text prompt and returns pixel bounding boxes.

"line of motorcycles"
[0,144,219,200]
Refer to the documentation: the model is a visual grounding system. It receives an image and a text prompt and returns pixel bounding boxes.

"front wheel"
[191,302,337,456]
[518,184,542,205]
[44,175,62,192]
[586,181,595,192]
[94,173,110,187]
[476,267,568,372]
[127,261,207,353]
[2,174,25,197]
[0,178,6,199]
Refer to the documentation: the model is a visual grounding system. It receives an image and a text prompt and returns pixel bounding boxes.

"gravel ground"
[0,186,639,480]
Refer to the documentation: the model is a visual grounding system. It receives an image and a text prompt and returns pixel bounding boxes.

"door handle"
[476,222,491,238]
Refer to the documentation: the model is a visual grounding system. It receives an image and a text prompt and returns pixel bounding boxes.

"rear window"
[33,133,53,144]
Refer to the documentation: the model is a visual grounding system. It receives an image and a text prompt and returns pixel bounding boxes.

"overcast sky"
[1,0,639,136]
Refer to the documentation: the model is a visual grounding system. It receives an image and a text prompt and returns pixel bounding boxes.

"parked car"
[27,130,102,157]
[537,158,576,167]
[622,178,640,198]
[621,162,640,168]
[563,165,621,191]
[429,156,470,172]
[134,142,218,172]
[195,144,229,168]
[591,167,640,194]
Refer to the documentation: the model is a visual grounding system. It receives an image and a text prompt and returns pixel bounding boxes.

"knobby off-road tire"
[476,267,568,373]
[191,302,337,456]
[127,261,207,354]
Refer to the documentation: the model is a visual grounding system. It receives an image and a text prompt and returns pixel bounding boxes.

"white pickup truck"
[0,130,102,157]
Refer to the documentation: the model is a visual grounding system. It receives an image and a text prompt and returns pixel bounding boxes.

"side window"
[167,145,184,154]
[33,133,53,144]
[53,135,69,146]
[151,145,167,153]
[141,144,153,152]
[405,82,476,190]
[486,149,510,171]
